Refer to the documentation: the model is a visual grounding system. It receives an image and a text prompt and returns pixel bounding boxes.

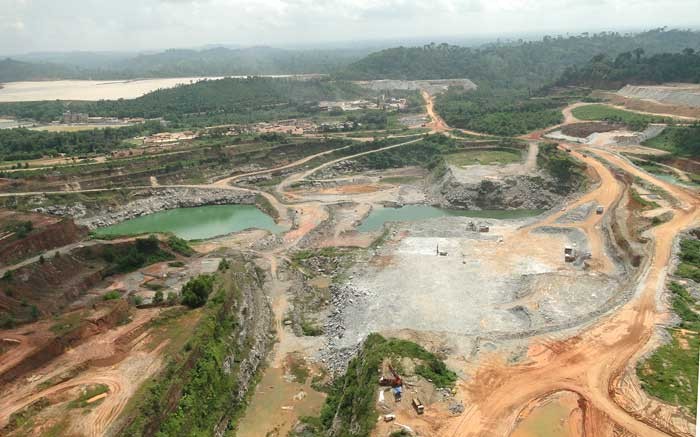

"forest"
[0,121,164,161]
[336,29,700,88]
[435,87,564,136]
[557,48,700,88]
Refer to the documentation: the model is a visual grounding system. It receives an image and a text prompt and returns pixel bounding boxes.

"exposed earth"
[0,84,698,437]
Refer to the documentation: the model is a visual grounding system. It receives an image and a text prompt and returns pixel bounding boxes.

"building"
[62,111,88,124]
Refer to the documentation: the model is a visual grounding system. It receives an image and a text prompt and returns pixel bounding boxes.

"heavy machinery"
[379,364,403,387]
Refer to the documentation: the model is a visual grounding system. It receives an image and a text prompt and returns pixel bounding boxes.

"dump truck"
[564,245,577,263]
[412,397,425,414]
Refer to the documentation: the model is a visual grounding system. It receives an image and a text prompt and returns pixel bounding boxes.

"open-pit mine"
[0,71,699,437]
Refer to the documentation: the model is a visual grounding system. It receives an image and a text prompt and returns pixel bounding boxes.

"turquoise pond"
[357,205,544,232]
[94,204,283,240]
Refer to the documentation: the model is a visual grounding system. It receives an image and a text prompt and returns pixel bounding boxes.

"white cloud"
[0,0,698,53]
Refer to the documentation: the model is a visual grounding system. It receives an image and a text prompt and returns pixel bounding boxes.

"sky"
[1,0,699,54]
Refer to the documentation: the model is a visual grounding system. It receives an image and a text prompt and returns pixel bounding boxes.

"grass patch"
[445,148,521,166]
[300,319,324,336]
[630,187,660,210]
[289,355,311,384]
[637,236,700,417]
[68,384,109,409]
[50,311,86,336]
[5,398,50,432]
[571,104,670,130]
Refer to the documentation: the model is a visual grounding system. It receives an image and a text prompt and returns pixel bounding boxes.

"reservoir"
[94,204,283,240]
[357,204,543,232]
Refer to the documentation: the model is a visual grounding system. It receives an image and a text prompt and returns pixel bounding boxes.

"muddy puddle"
[511,391,582,437]
[235,367,325,437]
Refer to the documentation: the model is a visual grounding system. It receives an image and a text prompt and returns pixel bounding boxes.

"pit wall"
[430,166,567,210]
[29,187,256,229]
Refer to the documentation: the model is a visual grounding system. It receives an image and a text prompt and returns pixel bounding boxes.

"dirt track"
[437,113,699,437]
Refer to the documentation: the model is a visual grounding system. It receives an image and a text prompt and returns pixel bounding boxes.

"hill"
[336,29,700,88]
[556,49,700,89]
[0,47,371,82]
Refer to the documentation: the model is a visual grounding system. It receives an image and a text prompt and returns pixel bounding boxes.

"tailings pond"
[94,204,283,240]
[357,204,543,232]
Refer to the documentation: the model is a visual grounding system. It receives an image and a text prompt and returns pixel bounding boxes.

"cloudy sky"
[2,0,699,53]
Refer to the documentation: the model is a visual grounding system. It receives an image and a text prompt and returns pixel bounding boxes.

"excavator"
[379,364,403,387]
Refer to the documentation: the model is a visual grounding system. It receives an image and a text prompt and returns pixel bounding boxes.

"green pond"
[94,204,283,240]
[357,205,543,232]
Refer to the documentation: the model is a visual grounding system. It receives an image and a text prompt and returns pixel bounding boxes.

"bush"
[166,292,179,306]
[181,275,214,308]
[153,290,164,304]
[166,235,194,256]
[103,290,121,301]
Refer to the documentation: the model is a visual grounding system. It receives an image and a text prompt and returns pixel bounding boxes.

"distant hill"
[336,29,700,88]
[0,58,78,82]
[0,46,373,82]
[556,49,700,89]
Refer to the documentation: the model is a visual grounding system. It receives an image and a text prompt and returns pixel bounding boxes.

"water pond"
[357,204,543,232]
[94,204,283,240]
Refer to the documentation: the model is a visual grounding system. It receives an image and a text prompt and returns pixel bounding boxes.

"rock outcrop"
[33,187,256,229]
[431,167,566,210]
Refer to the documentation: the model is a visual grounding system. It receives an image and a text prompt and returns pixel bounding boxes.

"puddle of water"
[357,205,544,232]
[235,367,325,437]
[511,392,582,437]
[94,204,283,240]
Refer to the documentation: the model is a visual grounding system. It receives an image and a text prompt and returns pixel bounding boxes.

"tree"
[633,47,645,63]
[153,290,164,304]
[181,275,214,308]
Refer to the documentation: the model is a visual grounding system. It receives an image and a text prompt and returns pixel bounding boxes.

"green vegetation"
[558,48,700,88]
[100,235,174,276]
[338,29,700,87]
[676,238,700,282]
[3,220,33,239]
[643,124,700,157]
[181,274,215,308]
[571,104,670,131]
[300,319,324,336]
[537,143,586,189]
[0,121,164,161]
[103,290,122,301]
[295,334,456,437]
[166,235,194,256]
[0,77,369,128]
[50,311,86,336]
[445,148,522,166]
[68,384,109,409]
[5,398,50,433]
[638,282,699,417]
[436,88,564,136]
[119,260,267,436]
[630,187,660,210]
[638,236,700,417]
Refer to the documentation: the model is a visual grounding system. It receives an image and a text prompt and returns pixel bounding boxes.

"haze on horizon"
[2,0,700,54]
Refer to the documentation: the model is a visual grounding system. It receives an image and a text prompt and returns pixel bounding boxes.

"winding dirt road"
[439,111,699,437]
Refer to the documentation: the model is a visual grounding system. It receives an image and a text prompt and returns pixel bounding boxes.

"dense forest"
[556,49,700,88]
[0,77,369,124]
[0,47,371,82]
[336,29,700,88]
[435,87,564,136]
[0,121,164,161]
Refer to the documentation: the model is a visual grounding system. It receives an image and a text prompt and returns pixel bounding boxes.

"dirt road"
[438,109,699,437]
